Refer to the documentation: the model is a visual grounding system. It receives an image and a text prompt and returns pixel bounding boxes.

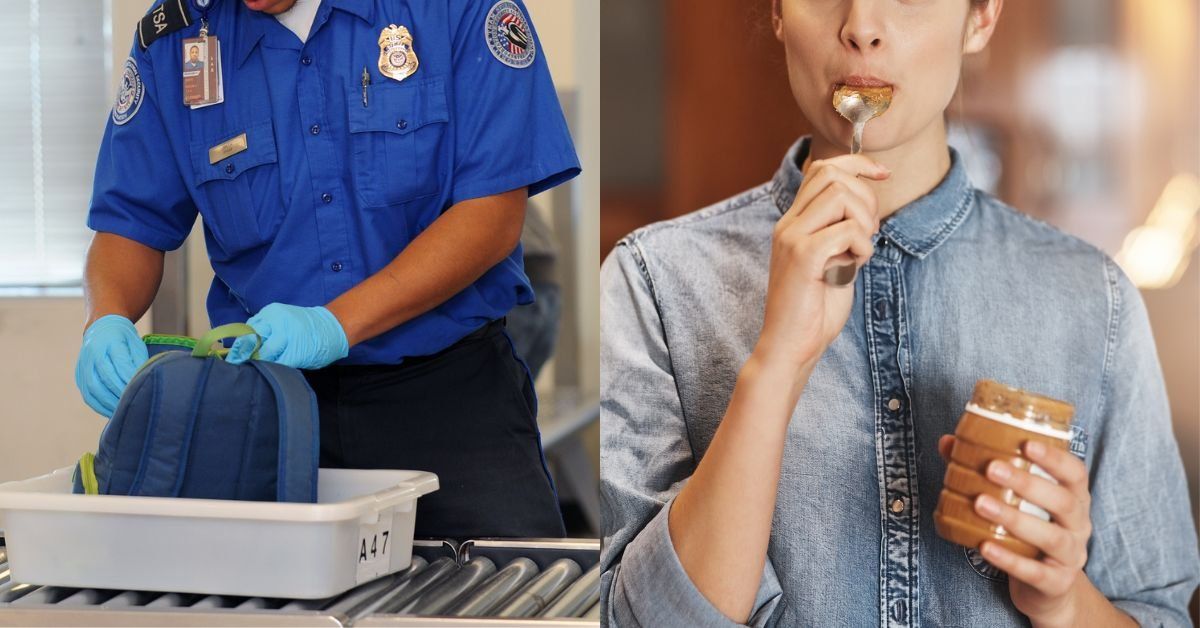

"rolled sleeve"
[600,240,782,627]
[1084,261,1200,626]
[607,496,783,627]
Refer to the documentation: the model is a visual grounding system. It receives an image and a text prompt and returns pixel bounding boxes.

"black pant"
[303,320,565,539]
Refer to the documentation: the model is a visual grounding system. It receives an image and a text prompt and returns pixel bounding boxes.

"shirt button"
[873,299,889,319]
[330,261,343,272]
[396,119,408,130]
[310,124,321,135]
[890,498,906,514]
[322,192,333,204]
[300,55,312,65]
[224,163,235,174]
[887,398,901,411]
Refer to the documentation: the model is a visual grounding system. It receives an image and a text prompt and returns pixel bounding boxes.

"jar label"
[964,402,1072,440]
[1015,463,1057,522]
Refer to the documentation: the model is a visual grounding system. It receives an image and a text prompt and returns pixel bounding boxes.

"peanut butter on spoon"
[833,85,893,125]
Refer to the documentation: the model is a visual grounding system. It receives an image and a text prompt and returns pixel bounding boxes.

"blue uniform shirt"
[88,0,580,364]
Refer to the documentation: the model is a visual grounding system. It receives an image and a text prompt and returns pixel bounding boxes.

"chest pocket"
[189,120,282,254]
[348,76,449,208]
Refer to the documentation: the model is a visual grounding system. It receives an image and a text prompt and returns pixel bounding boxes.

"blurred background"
[0,0,600,538]
[602,0,1199,619]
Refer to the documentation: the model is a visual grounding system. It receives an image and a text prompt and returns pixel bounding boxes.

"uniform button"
[301,55,312,65]
[330,261,343,272]
[396,119,408,130]
[310,124,321,135]
[887,398,901,411]
[225,163,235,174]
[890,498,906,514]
[322,192,333,203]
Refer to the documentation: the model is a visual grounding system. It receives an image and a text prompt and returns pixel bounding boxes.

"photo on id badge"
[183,43,205,75]
[182,38,209,106]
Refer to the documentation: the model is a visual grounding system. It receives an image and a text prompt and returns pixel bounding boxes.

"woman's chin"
[811,117,904,156]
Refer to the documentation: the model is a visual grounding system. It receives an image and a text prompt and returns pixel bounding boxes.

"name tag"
[208,133,247,164]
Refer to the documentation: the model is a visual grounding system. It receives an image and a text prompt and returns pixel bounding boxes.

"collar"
[769,137,976,259]
[327,0,373,22]
[235,0,374,68]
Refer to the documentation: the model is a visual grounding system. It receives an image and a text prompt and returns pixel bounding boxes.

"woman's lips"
[837,75,893,88]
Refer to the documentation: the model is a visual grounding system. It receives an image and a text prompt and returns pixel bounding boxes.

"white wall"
[565,0,600,398]
[0,1,147,485]
[0,299,113,483]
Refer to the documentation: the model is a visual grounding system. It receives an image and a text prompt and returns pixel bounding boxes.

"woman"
[599,0,1199,625]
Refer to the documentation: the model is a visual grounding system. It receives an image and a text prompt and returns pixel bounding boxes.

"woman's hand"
[754,155,889,380]
[937,436,1135,628]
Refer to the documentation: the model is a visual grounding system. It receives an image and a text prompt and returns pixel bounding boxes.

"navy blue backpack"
[73,324,320,503]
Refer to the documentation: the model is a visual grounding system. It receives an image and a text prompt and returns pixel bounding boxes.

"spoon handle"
[823,122,867,286]
[823,260,858,286]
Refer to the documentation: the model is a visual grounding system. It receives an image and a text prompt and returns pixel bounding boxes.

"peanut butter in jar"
[934,379,1075,558]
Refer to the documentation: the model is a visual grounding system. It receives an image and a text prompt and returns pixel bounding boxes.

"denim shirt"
[599,138,1200,627]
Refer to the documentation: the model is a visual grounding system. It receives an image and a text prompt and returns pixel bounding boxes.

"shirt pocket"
[964,546,1008,582]
[189,120,282,254]
[347,76,449,208]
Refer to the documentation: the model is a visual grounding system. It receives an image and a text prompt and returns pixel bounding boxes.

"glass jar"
[934,379,1074,558]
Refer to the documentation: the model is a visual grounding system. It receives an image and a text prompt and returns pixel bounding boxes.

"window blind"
[0,0,111,288]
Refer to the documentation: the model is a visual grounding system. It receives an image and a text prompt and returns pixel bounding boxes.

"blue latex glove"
[74,314,149,418]
[226,303,349,369]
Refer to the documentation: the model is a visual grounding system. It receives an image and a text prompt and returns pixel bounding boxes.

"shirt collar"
[235,0,374,68]
[327,0,373,22]
[769,137,976,259]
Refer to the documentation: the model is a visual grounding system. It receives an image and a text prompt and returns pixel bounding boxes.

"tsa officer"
[75,0,580,539]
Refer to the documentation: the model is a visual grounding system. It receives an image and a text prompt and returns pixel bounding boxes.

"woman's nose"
[843,31,883,51]
[841,3,884,51]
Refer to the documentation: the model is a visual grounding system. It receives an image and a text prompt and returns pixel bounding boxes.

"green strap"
[78,452,99,495]
[192,323,261,359]
[131,324,262,378]
[142,334,197,350]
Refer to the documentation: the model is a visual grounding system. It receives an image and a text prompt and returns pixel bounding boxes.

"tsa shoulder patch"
[112,57,145,126]
[137,0,193,50]
[484,1,536,69]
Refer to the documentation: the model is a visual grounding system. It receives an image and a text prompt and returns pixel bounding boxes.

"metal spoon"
[836,92,873,155]
[824,88,890,285]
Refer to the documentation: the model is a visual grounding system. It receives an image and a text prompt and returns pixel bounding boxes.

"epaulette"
[137,0,194,51]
